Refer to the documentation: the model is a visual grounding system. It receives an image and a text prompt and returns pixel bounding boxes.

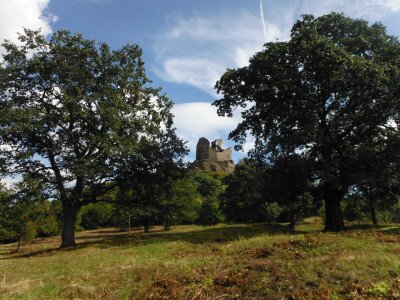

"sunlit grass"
[0,221,399,299]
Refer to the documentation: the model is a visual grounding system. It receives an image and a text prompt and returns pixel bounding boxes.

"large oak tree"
[0,29,186,246]
[214,13,400,231]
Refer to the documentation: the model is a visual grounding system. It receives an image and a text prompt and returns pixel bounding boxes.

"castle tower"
[196,137,210,160]
[193,137,235,173]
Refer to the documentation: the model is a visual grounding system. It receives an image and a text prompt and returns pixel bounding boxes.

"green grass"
[1,220,400,299]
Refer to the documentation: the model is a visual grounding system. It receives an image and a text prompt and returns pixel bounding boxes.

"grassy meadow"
[1,219,400,299]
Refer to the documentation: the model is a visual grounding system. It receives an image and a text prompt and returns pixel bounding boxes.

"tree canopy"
[214,13,400,231]
[0,29,186,246]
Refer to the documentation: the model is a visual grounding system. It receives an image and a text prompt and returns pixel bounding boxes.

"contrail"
[259,0,267,43]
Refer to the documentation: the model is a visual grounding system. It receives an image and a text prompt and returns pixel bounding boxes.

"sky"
[1,0,400,177]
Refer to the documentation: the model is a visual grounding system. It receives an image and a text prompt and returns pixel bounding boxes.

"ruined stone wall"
[207,147,232,161]
[217,148,232,162]
[194,137,234,173]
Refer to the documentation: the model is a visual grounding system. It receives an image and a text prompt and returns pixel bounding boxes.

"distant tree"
[191,172,224,199]
[222,159,267,222]
[191,172,225,226]
[263,202,283,224]
[162,178,201,231]
[391,201,400,223]
[0,29,186,247]
[342,196,366,223]
[79,203,115,230]
[214,13,400,231]
[353,141,400,225]
[21,220,37,243]
[197,196,224,226]
[116,134,188,233]
[0,184,15,243]
[268,155,314,231]
[121,183,162,233]
[0,188,38,251]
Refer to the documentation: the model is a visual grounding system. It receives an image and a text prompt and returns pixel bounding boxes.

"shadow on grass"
[4,223,292,259]
[5,222,399,259]
[1,246,77,259]
[81,223,292,245]
[377,226,400,235]
[345,223,400,235]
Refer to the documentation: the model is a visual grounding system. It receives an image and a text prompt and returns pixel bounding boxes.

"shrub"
[22,220,37,242]
[264,202,282,223]
[197,197,224,226]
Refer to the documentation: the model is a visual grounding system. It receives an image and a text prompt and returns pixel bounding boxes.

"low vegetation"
[1,220,399,299]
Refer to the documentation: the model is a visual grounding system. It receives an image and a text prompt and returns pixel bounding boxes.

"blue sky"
[1,0,400,167]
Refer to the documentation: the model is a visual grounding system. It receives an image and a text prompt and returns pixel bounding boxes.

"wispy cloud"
[154,9,286,96]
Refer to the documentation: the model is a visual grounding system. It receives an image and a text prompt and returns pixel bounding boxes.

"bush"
[22,220,37,242]
[197,197,224,226]
[79,203,115,230]
[36,215,59,237]
[264,202,282,223]
[392,202,400,223]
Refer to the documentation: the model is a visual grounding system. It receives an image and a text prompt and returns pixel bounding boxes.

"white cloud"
[155,10,286,96]
[0,0,57,55]
[172,102,244,160]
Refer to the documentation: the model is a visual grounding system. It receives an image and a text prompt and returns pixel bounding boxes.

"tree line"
[0,13,399,248]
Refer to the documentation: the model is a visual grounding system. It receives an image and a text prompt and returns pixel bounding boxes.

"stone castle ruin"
[193,138,235,173]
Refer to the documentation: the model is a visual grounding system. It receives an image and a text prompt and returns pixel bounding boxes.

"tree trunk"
[289,212,296,233]
[128,214,131,235]
[164,221,171,231]
[324,189,345,232]
[60,204,79,248]
[369,201,378,226]
[16,236,22,253]
[144,219,150,233]
[164,210,171,231]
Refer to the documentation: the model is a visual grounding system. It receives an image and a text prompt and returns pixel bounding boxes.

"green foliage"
[36,215,59,237]
[22,220,37,243]
[35,200,61,237]
[162,178,202,229]
[197,196,224,226]
[191,172,224,199]
[342,197,400,224]
[391,201,400,223]
[0,29,187,246]
[222,159,267,222]
[0,185,17,243]
[79,203,115,230]
[263,202,282,223]
[0,180,62,243]
[189,172,225,227]
[213,13,400,231]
